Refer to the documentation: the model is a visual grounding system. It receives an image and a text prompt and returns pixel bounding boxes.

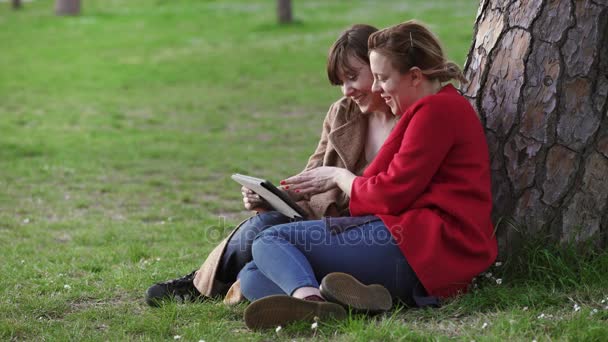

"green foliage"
[502,239,608,290]
[1,0,606,340]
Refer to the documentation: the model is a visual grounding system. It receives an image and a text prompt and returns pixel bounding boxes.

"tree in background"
[55,0,80,16]
[277,0,292,24]
[462,0,608,254]
[12,0,21,10]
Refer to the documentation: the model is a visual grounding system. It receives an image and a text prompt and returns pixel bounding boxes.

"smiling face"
[369,50,416,115]
[339,55,387,113]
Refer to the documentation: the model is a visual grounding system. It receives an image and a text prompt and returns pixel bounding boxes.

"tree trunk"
[12,0,22,10]
[277,0,292,24]
[462,0,608,255]
[55,0,80,16]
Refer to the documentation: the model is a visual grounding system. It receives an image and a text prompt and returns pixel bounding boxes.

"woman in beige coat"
[145,24,396,306]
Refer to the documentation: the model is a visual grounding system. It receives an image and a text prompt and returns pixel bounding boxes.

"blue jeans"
[238,219,422,305]
[215,211,296,284]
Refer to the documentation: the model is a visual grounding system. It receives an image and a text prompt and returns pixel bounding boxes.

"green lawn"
[1,0,607,340]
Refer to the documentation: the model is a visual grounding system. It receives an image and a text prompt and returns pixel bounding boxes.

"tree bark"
[12,0,22,10]
[55,0,80,16]
[462,0,608,255]
[277,0,292,24]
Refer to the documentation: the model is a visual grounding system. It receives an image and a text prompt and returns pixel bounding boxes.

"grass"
[1,0,606,340]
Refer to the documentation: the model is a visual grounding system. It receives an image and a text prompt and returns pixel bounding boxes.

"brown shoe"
[320,272,392,314]
[243,295,347,330]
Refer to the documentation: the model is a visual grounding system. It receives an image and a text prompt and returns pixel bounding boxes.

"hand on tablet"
[241,186,270,212]
[281,167,340,196]
[281,187,310,201]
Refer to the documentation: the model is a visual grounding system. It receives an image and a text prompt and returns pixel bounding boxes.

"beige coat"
[193,97,369,303]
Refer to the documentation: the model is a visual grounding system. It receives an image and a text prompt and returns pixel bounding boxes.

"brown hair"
[327,24,378,86]
[368,20,467,84]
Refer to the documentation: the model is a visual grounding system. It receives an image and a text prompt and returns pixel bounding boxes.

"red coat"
[350,84,497,298]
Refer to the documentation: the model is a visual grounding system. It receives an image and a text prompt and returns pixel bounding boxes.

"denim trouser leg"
[237,260,286,300]
[215,211,294,284]
[238,219,420,304]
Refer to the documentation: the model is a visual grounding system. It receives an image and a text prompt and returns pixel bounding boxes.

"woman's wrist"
[334,168,356,197]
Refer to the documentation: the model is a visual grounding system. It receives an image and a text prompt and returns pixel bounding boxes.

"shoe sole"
[244,295,347,330]
[320,272,392,314]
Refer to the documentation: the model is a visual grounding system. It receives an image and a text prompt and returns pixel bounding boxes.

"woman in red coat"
[240,20,497,330]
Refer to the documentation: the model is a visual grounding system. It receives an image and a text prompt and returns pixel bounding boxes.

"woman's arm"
[301,102,338,171]
[350,102,456,216]
[280,166,356,197]
[334,168,357,196]
[281,100,344,202]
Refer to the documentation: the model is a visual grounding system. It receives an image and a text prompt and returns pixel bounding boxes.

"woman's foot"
[320,272,392,314]
[243,295,347,330]
[145,271,203,307]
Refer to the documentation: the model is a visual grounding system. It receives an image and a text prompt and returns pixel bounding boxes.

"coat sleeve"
[350,102,456,216]
[295,100,343,218]
[302,101,338,171]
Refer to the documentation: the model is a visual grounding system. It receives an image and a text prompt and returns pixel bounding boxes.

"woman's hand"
[281,167,355,196]
[241,186,270,212]
[281,188,309,201]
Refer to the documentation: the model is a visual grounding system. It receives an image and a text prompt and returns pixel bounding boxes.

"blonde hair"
[368,20,467,85]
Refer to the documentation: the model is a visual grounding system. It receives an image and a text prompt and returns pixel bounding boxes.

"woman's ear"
[409,67,423,86]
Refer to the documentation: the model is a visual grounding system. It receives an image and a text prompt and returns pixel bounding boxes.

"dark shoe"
[145,271,202,307]
[320,272,392,314]
[243,295,347,330]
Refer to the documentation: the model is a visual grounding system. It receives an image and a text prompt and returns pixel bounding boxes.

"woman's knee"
[237,262,257,291]
[250,222,297,260]
[238,260,285,300]
[253,221,290,242]
[252,220,328,256]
